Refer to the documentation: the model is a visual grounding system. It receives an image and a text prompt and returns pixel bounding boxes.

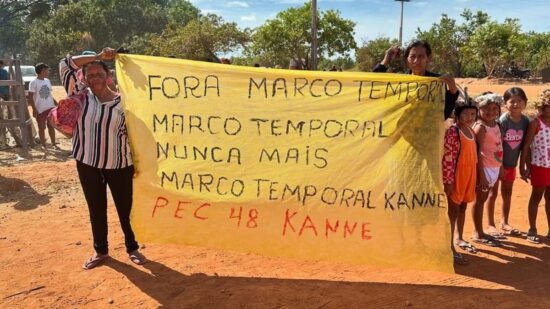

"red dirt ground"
[1,81,549,308]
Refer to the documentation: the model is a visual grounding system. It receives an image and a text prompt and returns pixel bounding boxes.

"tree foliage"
[26,0,168,67]
[413,9,549,77]
[523,32,550,71]
[318,56,355,71]
[467,18,524,76]
[250,2,356,68]
[166,0,200,25]
[416,14,463,76]
[355,37,401,72]
[2,1,549,78]
[415,9,489,77]
[0,17,28,59]
[0,0,49,29]
[146,14,250,61]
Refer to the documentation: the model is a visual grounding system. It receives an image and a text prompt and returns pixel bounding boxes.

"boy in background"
[28,63,57,149]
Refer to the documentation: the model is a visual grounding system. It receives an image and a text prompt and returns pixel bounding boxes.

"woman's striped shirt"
[59,56,133,169]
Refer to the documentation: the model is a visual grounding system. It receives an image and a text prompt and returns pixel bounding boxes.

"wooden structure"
[0,59,33,156]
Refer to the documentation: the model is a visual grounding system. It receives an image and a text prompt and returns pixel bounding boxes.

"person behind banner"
[289,58,304,70]
[486,87,529,237]
[59,47,146,269]
[442,99,478,265]
[28,63,58,150]
[470,93,504,248]
[520,89,550,244]
[0,60,9,101]
[373,40,458,120]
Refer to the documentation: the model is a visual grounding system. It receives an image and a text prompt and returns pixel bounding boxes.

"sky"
[189,0,550,46]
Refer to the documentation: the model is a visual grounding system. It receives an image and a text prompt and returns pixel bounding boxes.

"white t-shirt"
[28,78,55,114]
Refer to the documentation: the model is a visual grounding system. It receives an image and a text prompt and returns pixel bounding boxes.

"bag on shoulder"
[48,90,87,138]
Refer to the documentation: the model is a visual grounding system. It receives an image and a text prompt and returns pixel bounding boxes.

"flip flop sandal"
[487,231,507,240]
[485,234,504,241]
[471,236,501,247]
[504,229,521,236]
[501,226,521,236]
[129,251,147,265]
[526,234,541,244]
[456,241,478,254]
[453,252,468,265]
[82,254,109,270]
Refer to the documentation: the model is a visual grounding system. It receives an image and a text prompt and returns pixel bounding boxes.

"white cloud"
[227,1,249,8]
[241,14,257,22]
[201,9,221,15]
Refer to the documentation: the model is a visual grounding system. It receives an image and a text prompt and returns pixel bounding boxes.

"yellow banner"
[116,54,452,272]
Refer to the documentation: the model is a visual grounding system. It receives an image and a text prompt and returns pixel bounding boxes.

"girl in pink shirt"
[470,93,504,248]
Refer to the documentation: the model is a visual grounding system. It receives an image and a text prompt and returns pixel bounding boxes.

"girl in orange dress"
[442,100,478,264]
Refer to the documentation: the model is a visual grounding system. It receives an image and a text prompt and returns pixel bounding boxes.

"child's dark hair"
[454,92,478,120]
[503,87,527,103]
[82,60,110,75]
[34,62,49,74]
[455,104,478,120]
[404,40,432,58]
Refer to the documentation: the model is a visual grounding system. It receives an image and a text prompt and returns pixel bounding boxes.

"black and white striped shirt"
[59,56,133,169]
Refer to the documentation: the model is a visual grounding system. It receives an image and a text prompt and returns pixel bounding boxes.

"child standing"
[486,88,529,236]
[28,63,57,149]
[471,93,504,247]
[443,100,479,264]
[520,89,550,244]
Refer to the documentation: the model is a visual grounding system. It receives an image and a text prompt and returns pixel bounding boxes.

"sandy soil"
[457,77,547,108]
[1,81,550,308]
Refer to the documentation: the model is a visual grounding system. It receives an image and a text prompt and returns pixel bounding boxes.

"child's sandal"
[526,229,541,244]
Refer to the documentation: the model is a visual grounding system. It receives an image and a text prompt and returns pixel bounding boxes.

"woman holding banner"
[373,40,459,259]
[373,40,459,119]
[59,47,146,269]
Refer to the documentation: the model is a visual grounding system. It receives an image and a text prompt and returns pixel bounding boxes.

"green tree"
[0,18,28,59]
[417,15,462,76]
[318,56,355,71]
[0,1,74,57]
[355,37,400,72]
[0,0,53,58]
[416,9,489,77]
[467,18,524,77]
[521,32,550,74]
[0,0,47,29]
[250,2,356,69]
[229,56,268,67]
[26,0,173,67]
[166,0,200,25]
[146,14,250,61]
[459,9,490,38]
